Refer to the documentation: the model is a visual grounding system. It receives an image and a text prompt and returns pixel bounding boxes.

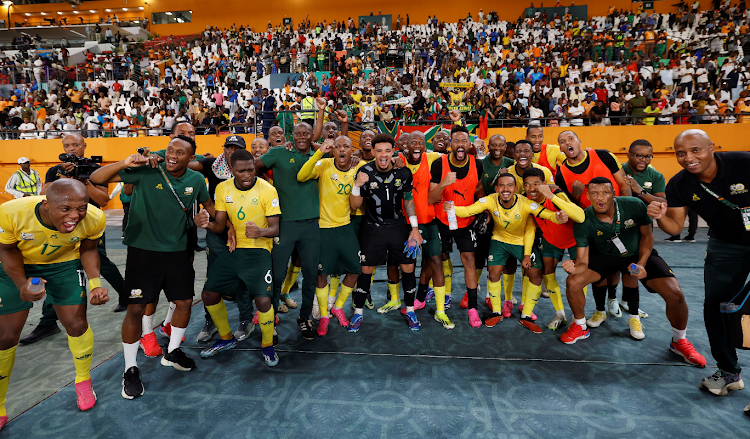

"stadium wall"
[8,0,699,37]
[1,124,746,209]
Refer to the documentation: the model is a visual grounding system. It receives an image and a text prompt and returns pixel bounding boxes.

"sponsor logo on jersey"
[129,289,143,299]
[370,182,378,189]
[50,233,58,239]
[271,198,279,208]
[624,219,635,228]
[156,183,163,190]
[290,158,296,163]
[225,196,233,203]
[730,183,747,195]
[692,193,700,201]
[20,233,34,240]
[488,255,494,261]
[643,181,653,189]
[184,187,194,195]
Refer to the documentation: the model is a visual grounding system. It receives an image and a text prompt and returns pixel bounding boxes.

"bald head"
[46,179,89,205]
[674,129,712,147]
[335,135,353,147]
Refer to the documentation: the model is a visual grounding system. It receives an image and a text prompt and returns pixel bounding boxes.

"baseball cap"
[17,157,30,164]
[224,135,246,149]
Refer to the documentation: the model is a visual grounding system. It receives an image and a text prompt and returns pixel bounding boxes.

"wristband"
[409,215,419,228]
[351,186,361,197]
[88,277,102,290]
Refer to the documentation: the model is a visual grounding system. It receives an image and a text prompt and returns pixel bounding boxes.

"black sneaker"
[664,236,682,242]
[273,328,279,346]
[121,366,144,400]
[113,304,127,313]
[160,348,196,371]
[683,236,696,243]
[19,324,61,345]
[297,317,315,340]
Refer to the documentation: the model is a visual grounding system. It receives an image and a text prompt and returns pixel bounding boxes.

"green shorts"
[0,259,86,316]
[319,224,362,276]
[204,248,273,298]
[418,220,442,258]
[487,240,542,269]
[350,214,364,237]
[539,237,577,261]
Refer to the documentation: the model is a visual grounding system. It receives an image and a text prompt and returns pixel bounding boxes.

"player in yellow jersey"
[444,173,567,333]
[297,136,363,336]
[193,149,281,367]
[0,180,110,428]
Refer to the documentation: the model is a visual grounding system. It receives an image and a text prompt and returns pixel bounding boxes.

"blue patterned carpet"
[6,229,750,438]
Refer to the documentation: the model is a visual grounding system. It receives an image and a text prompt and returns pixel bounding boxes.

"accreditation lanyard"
[700,182,750,232]
[610,198,629,255]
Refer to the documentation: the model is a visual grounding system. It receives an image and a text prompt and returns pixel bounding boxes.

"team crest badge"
[331,174,339,181]
[156,183,163,190]
[643,182,653,189]
[597,230,604,236]
[184,187,194,195]
[692,194,700,201]
[129,289,143,299]
[514,214,521,220]
[730,183,747,195]
[251,198,259,206]
[624,219,635,228]
[395,179,402,187]
[20,233,34,240]
[370,182,378,189]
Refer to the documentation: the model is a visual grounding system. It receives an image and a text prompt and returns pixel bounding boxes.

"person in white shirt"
[84,110,100,138]
[113,112,130,137]
[5,157,41,198]
[18,117,37,139]
[567,100,585,126]
[679,62,695,95]
[148,112,162,136]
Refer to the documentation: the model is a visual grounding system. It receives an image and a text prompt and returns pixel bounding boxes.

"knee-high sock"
[281,264,301,295]
[206,300,232,338]
[370,267,377,287]
[467,287,478,309]
[592,284,607,312]
[168,326,186,353]
[258,309,274,348]
[623,286,640,317]
[329,276,341,297]
[316,286,329,318]
[417,283,428,302]
[521,276,530,305]
[402,271,416,307]
[141,313,154,337]
[521,282,543,317]
[68,326,94,383]
[503,273,515,302]
[354,273,372,310]
[544,273,564,312]
[442,259,453,297]
[0,346,17,417]
[488,279,503,311]
[335,284,354,309]
[163,302,176,325]
[388,282,400,302]
[434,286,446,312]
[607,282,618,299]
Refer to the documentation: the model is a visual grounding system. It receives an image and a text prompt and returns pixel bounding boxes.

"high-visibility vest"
[14,170,38,195]
[301,97,315,119]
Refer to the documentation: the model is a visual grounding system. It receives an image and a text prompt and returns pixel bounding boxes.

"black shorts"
[475,227,493,269]
[359,223,414,267]
[124,246,195,304]
[587,249,675,292]
[437,222,477,254]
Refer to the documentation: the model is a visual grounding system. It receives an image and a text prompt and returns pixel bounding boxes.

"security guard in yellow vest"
[301,92,316,126]
[5,157,41,198]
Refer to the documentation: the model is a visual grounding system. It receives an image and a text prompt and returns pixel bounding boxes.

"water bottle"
[447,204,458,230]
[29,277,46,306]
[476,149,487,160]
[628,264,640,276]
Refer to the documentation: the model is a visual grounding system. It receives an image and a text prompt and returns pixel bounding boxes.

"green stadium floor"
[5,227,750,438]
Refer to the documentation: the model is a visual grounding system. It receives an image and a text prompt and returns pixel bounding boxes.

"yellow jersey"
[507,163,553,194]
[454,193,558,253]
[0,196,106,265]
[351,156,375,217]
[404,151,441,175]
[297,150,365,228]
[214,178,281,253]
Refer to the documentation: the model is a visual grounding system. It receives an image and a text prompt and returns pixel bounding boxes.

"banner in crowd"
[447,105,474,112]
[439,83,474,88]
[382,97,411,106]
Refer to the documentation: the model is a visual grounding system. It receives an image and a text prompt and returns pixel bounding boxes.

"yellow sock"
[476,268,483,289]
[583,284,588,298]
[206,300,232,339]
[522,282,543,316]
[329,276,341,297]
[281,264,301,295]
[434,286,446,312]
[335,285,354,309]
[544,273,564,312]
[0,346,16,417]
[443,259,453,297]
[522,276,530,305]
[67,325,94,383]
[388,282,400,302]
[370,267,377,286]
[258,309,274,347]
[316,286,329,318]
[488,280,503,311]
[503,273,515,302]
[429,278,433,288]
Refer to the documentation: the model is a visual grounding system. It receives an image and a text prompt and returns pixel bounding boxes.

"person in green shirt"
[559,177,707,369]
[256,122,321,340]
[621,139,667,205]
[90,135,214,399]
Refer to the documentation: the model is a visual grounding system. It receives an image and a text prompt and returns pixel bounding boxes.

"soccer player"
[256,122,321,340]
[313,97,349,142]
[0,179,110,426]
[522,168,585,330]
[297,136,362,335]
[559,178,707,369]
[429,125,484,327]
[647,129,750,403]
[349,133,423,331]
[399,131,452,329]
[525,126,566,178]
[90,136,214,399]
[194,149,281,367]
[507,140,553,191]
[444,173,565,333]
[22,133,125,345]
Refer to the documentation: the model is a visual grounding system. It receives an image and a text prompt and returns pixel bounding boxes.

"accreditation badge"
[741,207,750,232]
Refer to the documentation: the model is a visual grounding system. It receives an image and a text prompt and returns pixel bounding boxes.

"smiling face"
[292,123,313,153]
[405,132,426,165]
[495,175,517,203]
[488,135,507,160]
[172,122,196,140]
[522,175,544,202]
[432,131,449,153]
[267,126,286,147]
[674,133,715,175]
[525,127,545,154]
[450,131,470,162]
[373,141,393,171]
[514,142,534,170]
[164,138,195,173]
[587,182,615,214]
[250,138,269,160]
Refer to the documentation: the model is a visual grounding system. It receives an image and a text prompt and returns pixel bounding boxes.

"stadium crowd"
[1,1,750,139]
